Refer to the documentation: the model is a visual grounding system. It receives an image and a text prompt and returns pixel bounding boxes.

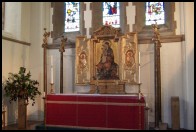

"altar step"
[149,122,168,130]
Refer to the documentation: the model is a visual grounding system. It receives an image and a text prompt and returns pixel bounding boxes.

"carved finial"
[42,28,50,48]
[59,36,67,52]
[152,22,161,47]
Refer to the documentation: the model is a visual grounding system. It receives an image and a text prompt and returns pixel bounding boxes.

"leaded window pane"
[103,2,120,28]
[145,2,165,25]
[64,2,80,32]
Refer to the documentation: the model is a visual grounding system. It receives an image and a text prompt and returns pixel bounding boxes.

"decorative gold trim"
[46,124,141,130]
[50,83,55,94]
[93,25,121,37]
[59,36,67,53]
[75,36,90,84]
[42,28,50,48]
[120,32,138,83]
[46,100,145,106]
[75,25,140,94]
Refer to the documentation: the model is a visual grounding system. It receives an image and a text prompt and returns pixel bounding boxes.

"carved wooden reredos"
[75,25,139,94]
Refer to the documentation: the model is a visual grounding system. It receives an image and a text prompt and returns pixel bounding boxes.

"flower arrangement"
[3,67,41,106]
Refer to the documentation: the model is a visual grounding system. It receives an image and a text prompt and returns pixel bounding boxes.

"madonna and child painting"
[96,41,119,80]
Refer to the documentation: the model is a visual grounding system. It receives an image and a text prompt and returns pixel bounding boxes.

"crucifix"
[59,36,67,93]
[152,22,162,129]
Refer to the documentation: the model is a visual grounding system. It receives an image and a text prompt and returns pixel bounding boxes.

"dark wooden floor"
[2,121,186,130]
[2,121,43,130]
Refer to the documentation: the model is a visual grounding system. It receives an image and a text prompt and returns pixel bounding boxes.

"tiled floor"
[2,121,43,130]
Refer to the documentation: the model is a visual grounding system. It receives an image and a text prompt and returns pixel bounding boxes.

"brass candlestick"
[95,73,100,94]
[138,83,142,100]
[95,80,99,94]
[50,83,55,94]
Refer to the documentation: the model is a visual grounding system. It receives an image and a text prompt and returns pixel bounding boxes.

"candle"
[51,66,53,84]
[139,93,141,100]
[51,55,53,84]
[51,55,53,66]
[43,92,45,97]
[139,65,141,83]
[138,52,141,83]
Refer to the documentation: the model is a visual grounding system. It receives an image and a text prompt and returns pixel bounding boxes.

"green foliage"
[3,67,41,106]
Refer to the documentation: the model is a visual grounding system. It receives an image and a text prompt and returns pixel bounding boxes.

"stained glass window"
[2,2,5,30]
[145,2,165,25]
[64,2,80,32]
[103,2,120,28]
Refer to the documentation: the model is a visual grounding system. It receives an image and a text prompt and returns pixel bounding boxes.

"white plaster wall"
[139,44,155,123]
[2,2,30,126]
[2,40,30,125]
[183,2,194,130]
[84,2,92,38]
[4,2,22,40]
[21,3,31,42]
[160,2,194,129]
[161,42,184,128]
[126,2,135,32]
[63,49,76,93]
[160,2,184,128]
[48,48,76,94]
[27,2,52,121]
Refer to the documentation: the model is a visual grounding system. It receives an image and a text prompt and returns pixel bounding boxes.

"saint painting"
[79,52,88,72]
[125,49,135,69]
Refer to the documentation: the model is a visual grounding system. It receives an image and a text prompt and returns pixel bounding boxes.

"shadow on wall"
[161,49,185,129]
[27,110,44,122]
[2,84,17,125]
[185,48,194,129]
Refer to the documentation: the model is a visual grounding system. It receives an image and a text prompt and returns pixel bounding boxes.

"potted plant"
[3,67,41,129]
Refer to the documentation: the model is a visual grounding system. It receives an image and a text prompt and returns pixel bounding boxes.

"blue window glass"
[103,2,120,28]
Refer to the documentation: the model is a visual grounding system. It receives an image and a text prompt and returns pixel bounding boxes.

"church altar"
[45,94,146,130]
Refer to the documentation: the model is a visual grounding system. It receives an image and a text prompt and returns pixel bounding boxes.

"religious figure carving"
[96,41,119,80]
[42,28,50,48]
[79,52,88,71]
[59,36,67,53]
[125,49,135,69]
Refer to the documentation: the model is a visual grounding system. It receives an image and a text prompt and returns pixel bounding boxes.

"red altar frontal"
[46,94,146,130]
